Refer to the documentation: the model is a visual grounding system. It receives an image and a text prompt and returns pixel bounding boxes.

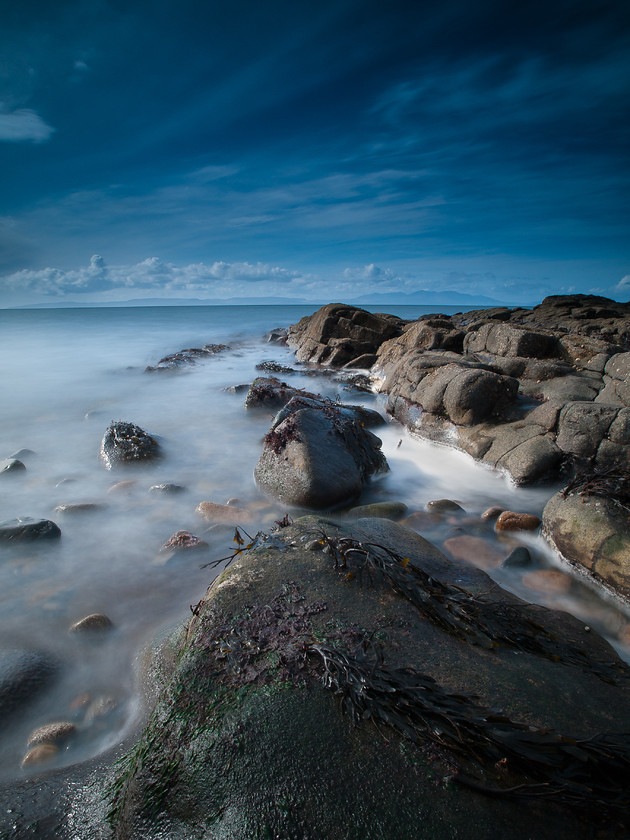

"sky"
[0,0,629,307]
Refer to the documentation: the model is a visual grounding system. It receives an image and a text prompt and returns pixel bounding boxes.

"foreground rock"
[100,421,160,469]
[0,517,61,542]
[107,516,630,839]
[255,396,387,508]
[543,469,630,600]
[289,296,630,484]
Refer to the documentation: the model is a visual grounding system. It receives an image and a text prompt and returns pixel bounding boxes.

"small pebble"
[495,511,541,532]
[69,613,114,634]
[27,721,76,748]
[21,743,58,768]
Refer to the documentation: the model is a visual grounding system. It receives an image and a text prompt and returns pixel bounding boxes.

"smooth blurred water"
[0,304,628,781]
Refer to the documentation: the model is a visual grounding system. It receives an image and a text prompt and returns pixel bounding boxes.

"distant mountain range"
[13,289,513,309]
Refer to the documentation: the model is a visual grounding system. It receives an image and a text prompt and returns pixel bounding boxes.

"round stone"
[69,613,114,634]
[27,721,76,747]
[21,743,58,768]
[495,511,541,532]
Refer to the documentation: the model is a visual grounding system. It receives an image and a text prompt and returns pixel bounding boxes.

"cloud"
[0,255,314,302]
[0,104,55,143]
[616,275,630,293]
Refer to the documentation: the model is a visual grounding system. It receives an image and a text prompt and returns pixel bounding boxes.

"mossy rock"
[108,516,630,839]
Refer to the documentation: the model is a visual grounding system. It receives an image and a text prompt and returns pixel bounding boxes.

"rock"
[442,535,504,569]
[69,614,114,634]
[255,360,295,374]
[543,491,630,598]
[555,402,619,460]
[481,506,505,521]
[0,517,61,543]
[84,695,119,723]
[501,546,534,569]
[107,515,630,839]
[53,503,104,514]
[426,499,464,513]
[161,531,208,552]
[145,343,229,372]
[264,327,289,344]
[107,480,136,494]
[344,501,408,520]
[244,377,314,410]
[254,398,387,509]
[288,303,405,367]
[10,448,36,460]
[27,721,76,748]
[196,502,253,524]
[21,743,58,768]
[463,322,559,359]
[521,570,572,595]
[223,383,250,394]
[0,649,57,725]
[148,483,185,495]
[495,511,541,532]
[100,421,160,469]
[0,458,26,475]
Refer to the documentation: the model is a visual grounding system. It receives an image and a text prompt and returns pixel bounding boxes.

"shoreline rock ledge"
[287,295,630,486]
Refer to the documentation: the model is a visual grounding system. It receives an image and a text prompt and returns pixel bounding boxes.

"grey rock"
[556,402,619,460]
[100,421,160,469]
[501,546,535,569]
[0,649,57,726]
[0,458,26,475]
[0,517,61,542]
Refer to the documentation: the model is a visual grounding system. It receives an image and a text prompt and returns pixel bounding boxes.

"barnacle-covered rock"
[100,421,160,469]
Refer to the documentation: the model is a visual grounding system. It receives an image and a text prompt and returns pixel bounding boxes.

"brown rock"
[27,721,76,747]
[21,743,58,768]
[442,535,504,569]
[69,613,114,634]
[521,570,572,595]
[161,531,208,551]
[495,511,541,532]
[196,501,253,524]
[481,506,505,521]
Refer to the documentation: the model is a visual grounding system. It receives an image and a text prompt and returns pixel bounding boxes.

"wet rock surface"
[100,421,161,469]
[106,516,630,839]
[0,517,61,543]
[289,296,630,486]
[145,343,229,371]
[0,649,58,725]
[254,396,388,508]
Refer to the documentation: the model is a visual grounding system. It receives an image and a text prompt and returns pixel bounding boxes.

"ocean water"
[0,304,628,781]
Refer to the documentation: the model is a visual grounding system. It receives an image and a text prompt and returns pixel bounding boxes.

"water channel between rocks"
[1,304,629,784]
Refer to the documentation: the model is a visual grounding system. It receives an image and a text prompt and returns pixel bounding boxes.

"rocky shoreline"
[3,294,630,839]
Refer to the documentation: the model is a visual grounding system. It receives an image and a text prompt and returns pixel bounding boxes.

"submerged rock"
[69,613,114,635]
[107,516,630,839]
[0,457,26,475]
[0,649,58,726]
[254,397,388,509]
[100,421,160,469]
[145,343,229,371]
[0,517,61,543]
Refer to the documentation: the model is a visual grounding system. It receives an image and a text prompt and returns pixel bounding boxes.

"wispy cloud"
[0,104,55,143]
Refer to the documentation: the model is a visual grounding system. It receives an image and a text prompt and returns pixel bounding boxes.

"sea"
[1,303,629,782]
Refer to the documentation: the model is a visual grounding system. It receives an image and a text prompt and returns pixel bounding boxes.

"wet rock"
[244,376,314,410]
[543,491,630,599]
[53,503,104,515]
[481,506,505,521]
[0,649,57,725]
[10,448,36,460]
[426,499,464,513]
[161,531,208,552]
[332,371,375,392]
[196,502,253,524]
[521,570,572,595]
[264,327,288,344]
[27,721,76,748]
[0,458,26,475]
[501,546,534,569]
[148,483,185,495]
[0,517,61,543]
[288,303,405,367]
[84,695,119,724]
[100,421,160,469]
[108,515,630,840]
[69,614,114,635]
[255,360,295,374]
[223,383,250,394]
[495,511,541,532]
[145,343,229,372]
[344,501,408,521]
[442,535,504,569]
[21,743,58,768]
[107,480,136,494]
[254,398,387,509]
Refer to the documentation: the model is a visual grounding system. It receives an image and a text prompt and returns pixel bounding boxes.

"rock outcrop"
[288,295,630,485]
[107,516,630,839]
[100,421,161,469]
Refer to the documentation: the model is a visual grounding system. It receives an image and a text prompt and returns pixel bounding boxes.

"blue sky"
[1,0,629,306]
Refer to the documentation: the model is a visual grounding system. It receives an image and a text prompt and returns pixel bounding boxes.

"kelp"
[563,463,630,512]
[313,639,630,816]
[312,529,628,685]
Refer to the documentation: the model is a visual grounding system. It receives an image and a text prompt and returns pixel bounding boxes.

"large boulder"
[100,421,161,469]
[254,397,387,508]
[543,486,630,599]
[287,303,405,367]
[107,516,630,839]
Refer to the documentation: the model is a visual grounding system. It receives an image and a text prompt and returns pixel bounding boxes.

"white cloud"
[616,274,630,291]
[0,104,55,143]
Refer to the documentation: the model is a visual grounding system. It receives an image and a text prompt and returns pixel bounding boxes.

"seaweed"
[312,529,628,685]
[562,463,630,512]
[312,639,630,817]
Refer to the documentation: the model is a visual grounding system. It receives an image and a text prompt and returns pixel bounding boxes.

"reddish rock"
[495,511,541,532]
